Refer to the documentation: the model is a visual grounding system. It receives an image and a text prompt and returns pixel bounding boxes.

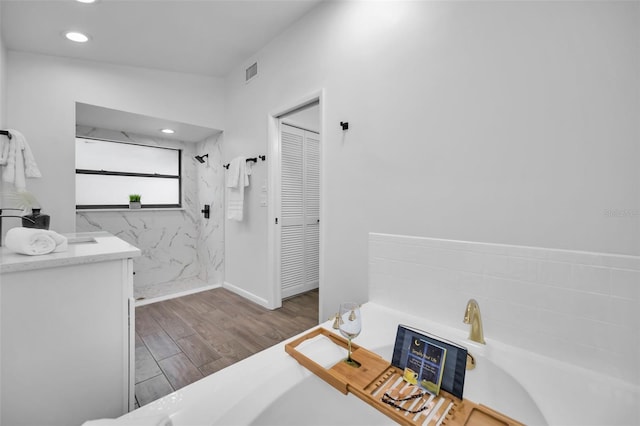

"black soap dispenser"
[22,208,50,230]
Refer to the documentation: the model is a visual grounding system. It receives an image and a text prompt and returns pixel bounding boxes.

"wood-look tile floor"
[134,287,319,407]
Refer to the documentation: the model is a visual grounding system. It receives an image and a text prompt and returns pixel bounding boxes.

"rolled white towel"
[49,229,68,252]
[4,227,68,256]
[81,414,173,426]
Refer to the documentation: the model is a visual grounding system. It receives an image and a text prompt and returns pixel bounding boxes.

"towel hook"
[340,122,349,131]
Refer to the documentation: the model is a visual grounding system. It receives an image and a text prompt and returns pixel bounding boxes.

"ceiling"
[2,0,323,141]
[0,0,323,77]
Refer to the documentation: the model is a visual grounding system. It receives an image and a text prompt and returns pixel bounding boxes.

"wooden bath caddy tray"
[285,328,524,426]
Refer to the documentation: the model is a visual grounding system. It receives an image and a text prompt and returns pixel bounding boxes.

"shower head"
[195,154,209,163]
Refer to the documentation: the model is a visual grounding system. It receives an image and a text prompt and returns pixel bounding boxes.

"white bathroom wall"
[369,232,640,385]
[0,4,5,422]
[74,126,225,300]
[223,1,640,320]
[0,5,7,204]
[5,51,225,235]
[0,7,6,128]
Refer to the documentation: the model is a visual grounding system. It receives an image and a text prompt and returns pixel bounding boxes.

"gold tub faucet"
[463,299,486,344]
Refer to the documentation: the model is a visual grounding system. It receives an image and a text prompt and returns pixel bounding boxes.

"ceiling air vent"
[245,62,258,83]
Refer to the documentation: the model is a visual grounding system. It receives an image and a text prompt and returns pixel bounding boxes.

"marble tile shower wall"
[368,233,640,385]
[196,133,224,286]
[75,127,224,300]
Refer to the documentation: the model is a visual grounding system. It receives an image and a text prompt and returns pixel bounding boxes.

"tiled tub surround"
[76,127,224,301]
[368,233,640,386]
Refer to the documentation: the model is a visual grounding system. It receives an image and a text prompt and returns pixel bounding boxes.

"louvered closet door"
[280,124,320,299]
[304,132,320,289]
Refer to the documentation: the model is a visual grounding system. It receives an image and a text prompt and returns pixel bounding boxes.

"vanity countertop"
[0,231,141,274]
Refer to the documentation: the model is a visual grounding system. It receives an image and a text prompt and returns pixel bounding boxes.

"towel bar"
[223,155,266,169]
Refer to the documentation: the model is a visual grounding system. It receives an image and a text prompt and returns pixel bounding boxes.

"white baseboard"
[223,281,272,309]
[135,283,221,307]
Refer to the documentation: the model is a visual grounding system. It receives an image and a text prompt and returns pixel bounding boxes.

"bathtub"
[120,302,639,425]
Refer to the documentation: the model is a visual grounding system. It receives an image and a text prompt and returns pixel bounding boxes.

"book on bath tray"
[402,337,447,395]
[391,324,468,399]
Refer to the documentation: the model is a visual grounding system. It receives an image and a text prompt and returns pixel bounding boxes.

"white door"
[280,124,320,299]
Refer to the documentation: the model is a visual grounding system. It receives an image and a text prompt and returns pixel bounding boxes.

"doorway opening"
[267,92,323,322]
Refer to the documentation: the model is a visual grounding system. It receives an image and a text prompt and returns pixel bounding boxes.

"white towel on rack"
[1,129,42,190]
[226,156,251,221]
[226,156,252,188]
[0,136,10,166]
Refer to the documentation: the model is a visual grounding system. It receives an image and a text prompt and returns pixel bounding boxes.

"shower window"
[75,137,181,209]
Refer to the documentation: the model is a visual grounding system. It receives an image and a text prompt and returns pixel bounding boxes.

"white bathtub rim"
[122,328,320,425]
[122,302,639,426]
[208,311,546,426]
[213,364,311,425]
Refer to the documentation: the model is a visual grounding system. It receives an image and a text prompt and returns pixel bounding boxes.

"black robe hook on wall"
[340,122,349,131]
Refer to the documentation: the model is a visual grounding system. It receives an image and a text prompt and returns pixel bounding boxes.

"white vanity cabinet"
[0,232,140,426]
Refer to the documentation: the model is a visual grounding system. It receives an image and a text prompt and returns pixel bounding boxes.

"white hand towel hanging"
[1,129,42,190]
[226,156,251,221]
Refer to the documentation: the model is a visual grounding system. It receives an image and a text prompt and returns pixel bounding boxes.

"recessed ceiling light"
[161,129,175,134]
[65,31,89,43]
[76,0,98,3]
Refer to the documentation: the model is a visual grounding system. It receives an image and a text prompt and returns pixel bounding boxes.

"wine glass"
[338,302,362,367]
